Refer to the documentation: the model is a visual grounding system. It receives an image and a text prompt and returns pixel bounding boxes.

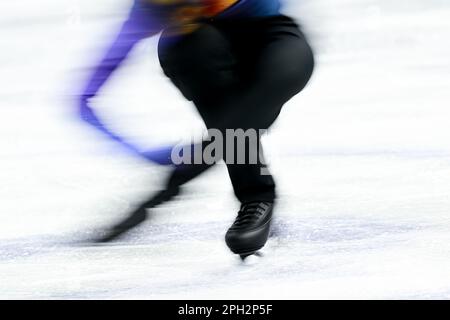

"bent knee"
[259,40,315,99]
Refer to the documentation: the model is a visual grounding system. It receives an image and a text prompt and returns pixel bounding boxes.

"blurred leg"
[158,23,238,189]
[158,16,314,202]
[217,19,314,202]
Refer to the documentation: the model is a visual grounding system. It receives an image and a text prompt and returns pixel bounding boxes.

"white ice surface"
[0,0,450,299]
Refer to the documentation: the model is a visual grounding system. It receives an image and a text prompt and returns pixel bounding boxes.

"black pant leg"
[191,17,315,202]
[158,23,237,191]
[158,17,315,203]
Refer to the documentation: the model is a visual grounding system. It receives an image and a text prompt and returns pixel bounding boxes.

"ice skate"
[225,201,274,259]
[94,186,180,243]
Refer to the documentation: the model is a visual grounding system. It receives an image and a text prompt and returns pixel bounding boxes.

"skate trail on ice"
[0,0,450,299]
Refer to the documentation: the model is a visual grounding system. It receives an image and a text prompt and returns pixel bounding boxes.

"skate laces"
[232,201,271,229]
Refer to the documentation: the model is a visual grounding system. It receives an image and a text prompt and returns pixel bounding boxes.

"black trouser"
[157,15,314,203]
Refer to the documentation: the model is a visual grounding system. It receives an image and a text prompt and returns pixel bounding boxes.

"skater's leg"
[197,16,314,256]
[157,24,238,191]
[192,17,315,203]
[95,141,222,242]
[158,17,314,203]
[94,185,180,242]
[157,18,315,257]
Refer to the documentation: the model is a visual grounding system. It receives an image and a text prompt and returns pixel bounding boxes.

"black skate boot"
[94,186,180,243]
[225,201,274,259]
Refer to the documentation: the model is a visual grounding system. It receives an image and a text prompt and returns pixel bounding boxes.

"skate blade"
[239,251,264,261]
[91,226,138,243]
